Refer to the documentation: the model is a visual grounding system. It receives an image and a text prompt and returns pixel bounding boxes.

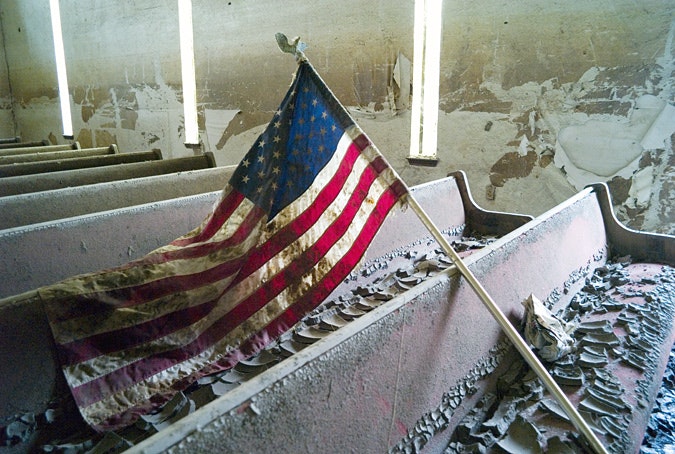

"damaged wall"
[1,1,62,144]
[0,0,672,231]
[0,0,412,159]
[0,9,14,138]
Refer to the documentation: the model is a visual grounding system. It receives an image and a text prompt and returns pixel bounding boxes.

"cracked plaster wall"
[0,0,673,231]
[0,9,13,138]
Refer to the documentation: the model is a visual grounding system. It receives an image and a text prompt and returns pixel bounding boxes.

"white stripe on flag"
[65,130,380,388]
[79,170,395,425]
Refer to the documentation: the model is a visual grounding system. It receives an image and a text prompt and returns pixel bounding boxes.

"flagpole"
[275,35,607,454]
[404,195,608,454]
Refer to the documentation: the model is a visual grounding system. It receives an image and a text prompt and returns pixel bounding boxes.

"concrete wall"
[0,7,14,138]
[0,0,672,230]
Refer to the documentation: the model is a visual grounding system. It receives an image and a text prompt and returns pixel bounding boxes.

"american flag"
[40,61,408,431]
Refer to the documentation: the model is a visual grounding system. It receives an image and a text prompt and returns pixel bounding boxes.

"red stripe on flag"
[59,297,220,365]
[235,140,362,279]
[369,155,388,175]
[55,137,366,364]
[45,200,265,324]
[170,189,246,247]
[69,160,387,407]
[352,133,371,152]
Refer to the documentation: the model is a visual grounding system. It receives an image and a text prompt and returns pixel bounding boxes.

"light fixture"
[49,0,73,138]
[408,0,443,166]
[178,0,199,147]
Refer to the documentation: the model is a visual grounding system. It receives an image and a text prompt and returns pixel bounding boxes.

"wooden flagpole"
[405,195,608,454]
[276,35,607,454]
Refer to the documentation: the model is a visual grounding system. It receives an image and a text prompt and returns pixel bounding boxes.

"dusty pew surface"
[0,152,217,197]
[124,183,674,454]
[0,166,235,230]
[0,139,48,149]
[0,144,118,165]
[0,172,528,300]
[0,191,228,452]
[0,191,221,299]
[1,175,672,452]
[0,142,79,155]
[0,172,532,446]
[0,149,162,178]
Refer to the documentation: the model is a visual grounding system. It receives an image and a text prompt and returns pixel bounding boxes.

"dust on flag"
[41,61,408,431]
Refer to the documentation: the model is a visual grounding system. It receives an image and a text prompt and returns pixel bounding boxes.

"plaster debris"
[522,294,575,362]
[392,53,412,112]
[642,351,675,452]
[2,229,492,453]
[392,259,675,453]
[517,135,529,156]
[641,102,675,150]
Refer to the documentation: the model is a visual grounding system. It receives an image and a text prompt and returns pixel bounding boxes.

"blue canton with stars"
[230,62,353,219]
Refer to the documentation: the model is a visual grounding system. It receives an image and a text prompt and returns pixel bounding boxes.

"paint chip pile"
[3,236,674,453]
[0,233,490,452]
[391,258,675,453]
[642,349,675,452]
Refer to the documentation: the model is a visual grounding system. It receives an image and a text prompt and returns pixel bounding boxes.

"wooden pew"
[0,144,118,165]
[0,152,217,196]
[0,166,234,230]
[0,139,50,149]
[0,142,79,155]
[0,148,161,178]
[0,136,22,144]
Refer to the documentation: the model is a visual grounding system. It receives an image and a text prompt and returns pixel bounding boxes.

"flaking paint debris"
[391,259,675,453]
[2,233,673,453]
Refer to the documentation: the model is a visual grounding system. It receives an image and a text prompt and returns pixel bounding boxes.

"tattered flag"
[41,61,407,431]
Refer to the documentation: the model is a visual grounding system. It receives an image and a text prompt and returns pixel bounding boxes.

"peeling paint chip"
[486,184,496,201]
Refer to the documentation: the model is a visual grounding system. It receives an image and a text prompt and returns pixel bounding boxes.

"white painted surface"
[555,94,675,190]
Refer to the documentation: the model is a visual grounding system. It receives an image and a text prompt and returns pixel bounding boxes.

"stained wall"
[0,7,14,138]
[0,0,672,231]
